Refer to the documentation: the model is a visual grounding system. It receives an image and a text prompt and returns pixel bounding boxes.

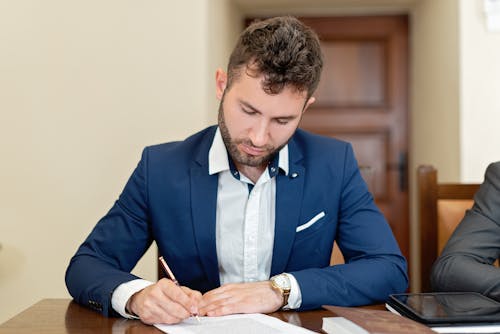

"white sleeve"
[284,273,302,309]
[111,279,154,318]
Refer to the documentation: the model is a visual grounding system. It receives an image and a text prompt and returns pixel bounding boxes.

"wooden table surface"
[0,299,381,333]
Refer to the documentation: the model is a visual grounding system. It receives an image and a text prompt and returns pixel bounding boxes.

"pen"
[158,256,201,323]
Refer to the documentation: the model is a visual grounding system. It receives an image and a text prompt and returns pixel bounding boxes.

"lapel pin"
[291,172,298,178]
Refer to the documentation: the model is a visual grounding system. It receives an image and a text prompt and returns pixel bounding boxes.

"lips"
[239,143,267,156]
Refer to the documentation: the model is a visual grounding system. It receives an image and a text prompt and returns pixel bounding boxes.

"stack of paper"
[322,317,369,334]
[154,313,315,334]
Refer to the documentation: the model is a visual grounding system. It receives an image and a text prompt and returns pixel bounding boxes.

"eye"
[275,118,290,125]
[242,107,256,115]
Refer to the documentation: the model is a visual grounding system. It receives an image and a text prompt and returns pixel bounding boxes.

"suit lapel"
[189,128,306,282]
[271,137,305,275]
[190,128,220,287]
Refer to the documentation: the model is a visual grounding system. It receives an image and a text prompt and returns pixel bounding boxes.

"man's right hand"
[126,278,202,325]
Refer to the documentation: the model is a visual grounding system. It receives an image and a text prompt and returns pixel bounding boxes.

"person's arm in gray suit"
[431,161,500,300]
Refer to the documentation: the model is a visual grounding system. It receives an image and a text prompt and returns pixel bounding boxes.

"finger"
[139,301,185,325]
[134,280,191,324]
[159,279,204,318]
[199,289,235,316]
[156,296,191,323]
[158,279,194,312]
[202,295,240,317]
[134,291,185,325]
[201,284,232,301]
[181,286,203,314]
[128,285,167,323]
[199,287,226,307]
[181,286,203,301]
[205,304,235,317]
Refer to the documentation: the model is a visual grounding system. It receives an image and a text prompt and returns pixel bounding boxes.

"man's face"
[215,68,315,171]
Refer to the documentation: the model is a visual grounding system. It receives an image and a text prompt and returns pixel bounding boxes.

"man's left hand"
[199,281,283,316]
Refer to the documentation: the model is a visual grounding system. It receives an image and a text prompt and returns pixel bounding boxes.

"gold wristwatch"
[270,274,291,309]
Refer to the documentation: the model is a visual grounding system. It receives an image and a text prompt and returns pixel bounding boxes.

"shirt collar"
[208,127,289,177]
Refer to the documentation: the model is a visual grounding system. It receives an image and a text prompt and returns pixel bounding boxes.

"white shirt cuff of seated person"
[111,279,154,319]
[284,273,302,309]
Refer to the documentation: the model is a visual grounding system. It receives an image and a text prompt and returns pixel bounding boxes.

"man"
[431,161,500,300]
[66,16,408,325]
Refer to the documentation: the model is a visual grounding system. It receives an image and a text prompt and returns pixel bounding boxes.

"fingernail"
[190,306,198,314]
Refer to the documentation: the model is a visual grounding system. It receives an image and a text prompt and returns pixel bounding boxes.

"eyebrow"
[240,100,262,114]
[239,100,299,121]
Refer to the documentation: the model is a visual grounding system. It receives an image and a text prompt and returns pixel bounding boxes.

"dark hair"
[226,16,323,99]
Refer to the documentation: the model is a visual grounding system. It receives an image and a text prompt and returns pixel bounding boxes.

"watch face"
[273,274,291,290]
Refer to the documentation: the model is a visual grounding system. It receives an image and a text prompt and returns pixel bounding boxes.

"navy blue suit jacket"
[65,126,408,316]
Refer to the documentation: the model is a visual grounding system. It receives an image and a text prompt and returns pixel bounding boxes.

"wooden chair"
[331,243,344,265]
[417,165,480,292]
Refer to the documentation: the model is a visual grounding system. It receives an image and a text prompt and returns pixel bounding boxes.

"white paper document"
[154,313,315,334]
[322,317,369,334]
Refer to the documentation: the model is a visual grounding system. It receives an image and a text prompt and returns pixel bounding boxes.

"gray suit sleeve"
[431,161,500,300]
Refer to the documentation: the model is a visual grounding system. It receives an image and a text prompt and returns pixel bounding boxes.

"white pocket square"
[296,211,326,232]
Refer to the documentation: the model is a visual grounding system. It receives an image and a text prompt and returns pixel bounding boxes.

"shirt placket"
[243,183,261,282]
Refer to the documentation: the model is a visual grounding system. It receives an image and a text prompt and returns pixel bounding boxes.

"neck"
[236,163,266,184]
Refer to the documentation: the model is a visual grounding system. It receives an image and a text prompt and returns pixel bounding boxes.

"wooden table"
[1,299,381,333]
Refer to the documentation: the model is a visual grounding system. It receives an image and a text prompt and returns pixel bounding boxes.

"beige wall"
[409,0,461,290]
[207,0,244,124]
[459,0,500,182]
[410,0,461,181]
[0,0,217,323]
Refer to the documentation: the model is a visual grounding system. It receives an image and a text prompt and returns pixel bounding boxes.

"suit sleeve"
[291,144,408,309]
[65,148,153,316]
[431,162,500,300]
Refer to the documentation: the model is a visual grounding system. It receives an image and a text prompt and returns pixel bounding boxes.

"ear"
[302,96,316,114]
[215,68,227,100]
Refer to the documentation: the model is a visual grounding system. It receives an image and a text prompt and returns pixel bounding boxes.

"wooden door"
[298,16,409,261]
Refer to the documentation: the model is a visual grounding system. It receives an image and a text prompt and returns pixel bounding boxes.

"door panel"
[315,41,385,106]
[299,16,409,261]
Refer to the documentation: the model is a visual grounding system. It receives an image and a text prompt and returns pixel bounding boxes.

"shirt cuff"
[284,273,302,309]
[111,279,154,319]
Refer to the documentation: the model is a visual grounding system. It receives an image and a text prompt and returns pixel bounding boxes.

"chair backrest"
[331,242,344,265]
[417,165,480,292]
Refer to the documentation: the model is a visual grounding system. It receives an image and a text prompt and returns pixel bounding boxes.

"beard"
[218,102,287,168]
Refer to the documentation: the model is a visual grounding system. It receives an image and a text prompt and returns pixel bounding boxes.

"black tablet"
[386,292,500,325]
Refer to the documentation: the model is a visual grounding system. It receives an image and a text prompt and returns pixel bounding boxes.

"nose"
[249,119,270,147]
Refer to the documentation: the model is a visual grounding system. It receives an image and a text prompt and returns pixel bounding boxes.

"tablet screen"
[388,292,500,324]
